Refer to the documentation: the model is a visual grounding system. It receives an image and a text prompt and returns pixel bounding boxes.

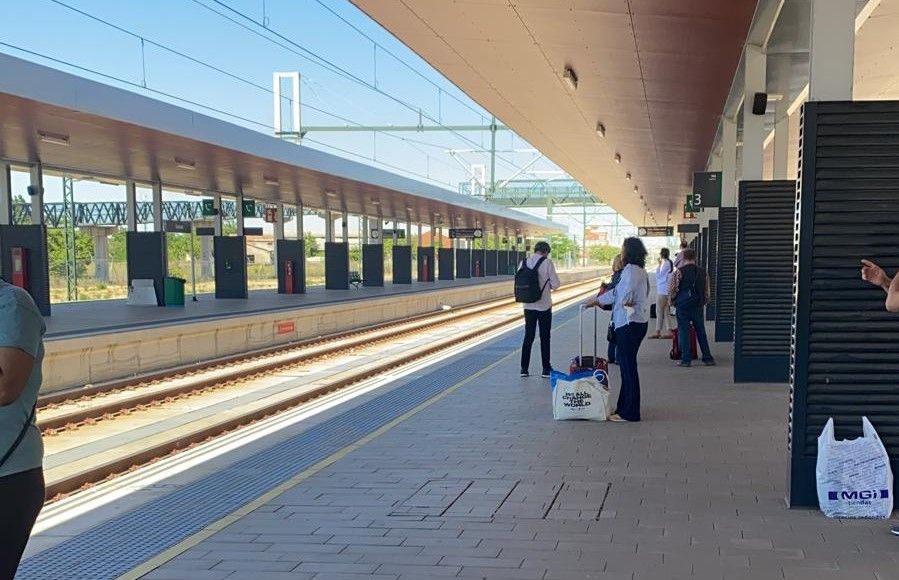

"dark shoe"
[520,369,529,377]
[675,361,691,367]
[703,359,716,366]
[541,369,552,378]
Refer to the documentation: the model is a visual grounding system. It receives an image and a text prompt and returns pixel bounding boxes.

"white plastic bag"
[816,416,893,519]
[550,370,610,421]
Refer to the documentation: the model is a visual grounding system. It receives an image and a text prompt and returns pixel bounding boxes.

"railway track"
[40,276,606,500]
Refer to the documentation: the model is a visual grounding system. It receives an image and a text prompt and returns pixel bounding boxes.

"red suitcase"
[670,326,698,360]
[570,306,609,385]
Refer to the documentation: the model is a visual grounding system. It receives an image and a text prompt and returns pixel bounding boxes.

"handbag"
[606,322,615,343]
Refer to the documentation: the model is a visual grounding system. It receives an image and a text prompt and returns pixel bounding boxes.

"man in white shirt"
[519,241,561,378]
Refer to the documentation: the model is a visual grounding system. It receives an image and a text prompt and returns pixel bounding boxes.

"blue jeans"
[614,322,648,421]
[674,306,714,365]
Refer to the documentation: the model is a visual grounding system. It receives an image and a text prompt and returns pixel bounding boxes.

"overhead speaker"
[752,92,768,115]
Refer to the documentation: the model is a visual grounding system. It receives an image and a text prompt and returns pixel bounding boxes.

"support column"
[151,182,163,231]
[273,202,285,241]
[212,193,223,236]
[297,203,305,241]
[773,99,791,180]
[0,162,11,225]
[341,211,349,244]
[721,118,738,207]
[324,211,333,242]
[236,193,245,236]
[125,181,137,231]
[29,164,43,225]
[197,220,215,278]
[808,0,855,101]
[85,226,117,282]
[742,44,767,181]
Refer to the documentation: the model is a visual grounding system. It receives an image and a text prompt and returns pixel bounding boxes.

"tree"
[46,227,93,277]
[304,232,320,257]
[546,234,579,259]
[589,244,619,265]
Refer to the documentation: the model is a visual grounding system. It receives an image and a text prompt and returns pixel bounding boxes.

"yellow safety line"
[118,301,584,580]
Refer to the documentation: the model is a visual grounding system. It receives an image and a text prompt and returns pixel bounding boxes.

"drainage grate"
[18,306,582,579]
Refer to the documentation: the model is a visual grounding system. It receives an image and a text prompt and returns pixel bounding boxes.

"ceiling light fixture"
[371,199,381,205]
[38,130,70,146]
[595,122,605,138]
[614,153,621,164]
[562,66,578,91]
[174,157,196,170]
[406,206,414,211]
[625,172,632,181]
[263,176,280,186]
[325,190,337,197]
[634,185,639,192]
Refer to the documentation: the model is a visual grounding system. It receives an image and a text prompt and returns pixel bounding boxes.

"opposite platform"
[24,303,899,580]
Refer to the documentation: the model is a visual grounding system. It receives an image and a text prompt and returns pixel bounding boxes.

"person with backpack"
[668,248,716,367]
[516,241,561,378]
[649,248,675,339]
[0,279,46,579]
[584,238,651,422]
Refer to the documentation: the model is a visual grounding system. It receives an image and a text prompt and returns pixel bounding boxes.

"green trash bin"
[163,276,186,306]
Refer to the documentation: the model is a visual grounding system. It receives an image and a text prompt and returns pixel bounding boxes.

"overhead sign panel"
[164,220,192,234]
[381,228,406,239]
[449,228,483,239]
[692,171,722,208]
[638,226,674,237]
[677,223,700,233]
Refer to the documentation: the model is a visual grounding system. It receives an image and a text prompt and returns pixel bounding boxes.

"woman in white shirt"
[584,237,651,422]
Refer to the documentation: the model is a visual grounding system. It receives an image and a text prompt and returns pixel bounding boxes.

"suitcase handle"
[579,305,598,360]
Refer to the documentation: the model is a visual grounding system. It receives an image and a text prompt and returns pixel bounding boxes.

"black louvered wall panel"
[700,227,708,269]
[733,181,794,381]
[705,220,718,321]
[714,209,738,342]
[790,100,899,507]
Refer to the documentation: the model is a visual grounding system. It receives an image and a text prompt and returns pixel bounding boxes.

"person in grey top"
[0,279,46,579]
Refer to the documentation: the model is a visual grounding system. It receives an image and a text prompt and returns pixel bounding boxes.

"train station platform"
[21,301,899,580]
[41,270,597,393]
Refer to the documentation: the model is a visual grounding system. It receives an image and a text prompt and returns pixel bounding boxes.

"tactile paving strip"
[18,306,581,579]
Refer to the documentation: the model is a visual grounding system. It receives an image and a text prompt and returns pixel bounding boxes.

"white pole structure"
[152,182,163,232]
[125,181,137,231]
[1,162,13,226]
[808,0,855,101]
[773,98,791,180]
[742,44,767,182]
[29,164,43,225]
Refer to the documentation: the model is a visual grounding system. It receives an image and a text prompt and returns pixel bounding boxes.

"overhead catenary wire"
[39,0,519,183]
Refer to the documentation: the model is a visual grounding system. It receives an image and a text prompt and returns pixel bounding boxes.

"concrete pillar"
[236,193,245,236]
[324,211,334,242]
[721,118,738,207]
[273,202,285,241]
[211,193,223,236]
[196,220,215,278]
[773,99,791,180]
[125,181,137,231]
[0,162,11,225]
[742,44,766,182]
[29,164,43,225]
[85,226,117,282]
[406,220,411,245]
[297,203,305,241]
[151,182,163,231]
[341,211,349,244]
[808,0,855,101]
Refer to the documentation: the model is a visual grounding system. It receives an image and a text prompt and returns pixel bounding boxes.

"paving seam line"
[117,301,583,580]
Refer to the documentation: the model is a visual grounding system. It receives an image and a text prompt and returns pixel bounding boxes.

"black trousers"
[0,468,44,580]
[614,322,648,422]
[521,308,552,372]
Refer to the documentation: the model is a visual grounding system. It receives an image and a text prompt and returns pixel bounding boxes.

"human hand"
[861,259,890,289]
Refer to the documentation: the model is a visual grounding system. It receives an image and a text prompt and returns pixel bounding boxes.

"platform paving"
[44,275,514,338]
[130,311,899,579]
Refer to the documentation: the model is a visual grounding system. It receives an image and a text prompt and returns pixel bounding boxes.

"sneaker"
[703,359,717,366]
[608,414,628,422]
[520,369,529,377]
[675,361,691,367]
[541,369,553,378]
[890,525,899,536]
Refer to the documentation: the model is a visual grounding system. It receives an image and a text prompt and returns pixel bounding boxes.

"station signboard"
[637,226,674,237]
[244,227,264,236]
[381,228,406,239]
[241,199,256,218]
[196,227,216,236]
[164,220,192,234]
[692,171,722,208]
[449,228,484,239]
[677,223,700,233]
[201,199,218,217]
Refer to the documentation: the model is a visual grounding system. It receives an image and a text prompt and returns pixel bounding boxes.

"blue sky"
[2,0,633,237]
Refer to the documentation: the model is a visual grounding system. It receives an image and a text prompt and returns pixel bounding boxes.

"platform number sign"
[691,171,722,209]
[241,199,256,218]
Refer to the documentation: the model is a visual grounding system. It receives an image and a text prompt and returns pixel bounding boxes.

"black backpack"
[514,256,548,303]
